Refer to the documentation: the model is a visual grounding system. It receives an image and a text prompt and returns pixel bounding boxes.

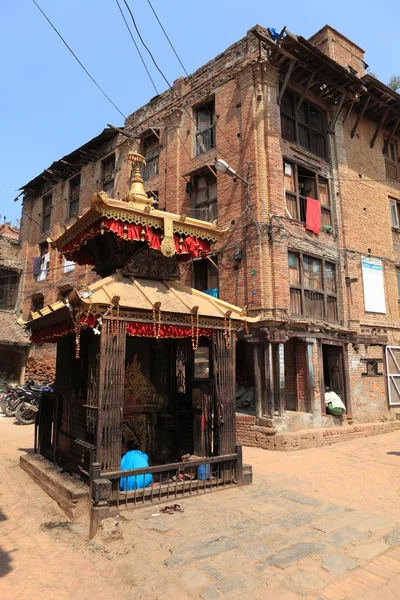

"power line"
[115,0,159,95]
[122,0,172,90]
[141,1,239,160]
[145,0,189,77]
[32,0,126,119]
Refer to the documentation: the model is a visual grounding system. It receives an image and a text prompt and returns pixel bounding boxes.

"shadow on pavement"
[0,509,13,578]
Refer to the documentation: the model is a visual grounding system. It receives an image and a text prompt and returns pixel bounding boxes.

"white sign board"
[361,256,386,314]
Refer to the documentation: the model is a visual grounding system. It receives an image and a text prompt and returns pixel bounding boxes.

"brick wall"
[17,23,400,430]
[236,413,400,451]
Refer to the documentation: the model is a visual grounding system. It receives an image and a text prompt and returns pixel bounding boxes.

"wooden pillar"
[253,344,263,418]
[277,342,285,416]
[264,342,274,417]
[306,338,319,417]
[97,318,126,472]
[342,344,352,417]
[213,331,236,455]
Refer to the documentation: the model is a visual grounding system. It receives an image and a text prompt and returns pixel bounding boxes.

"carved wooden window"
[142,132,159,181]
[0,270,19,310]
[101,154,115,196]
[384,140,399,182]
[176,346,187,393]
[192,171,217,222]
[68,174,80,218]
[281,90,327,158]
[195,99,216,156]
[284,160,331,229]
[289,251,337,322]
[361,358,383,377]
[42,194,52,232]
[31,293,44,312]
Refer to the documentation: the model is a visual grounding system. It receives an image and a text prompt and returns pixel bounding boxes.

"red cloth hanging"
[126,322,211,338]
[62,218,213,264]
[305,197,321,235]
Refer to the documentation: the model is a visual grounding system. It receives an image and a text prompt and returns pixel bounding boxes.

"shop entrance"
[322,344,346,407]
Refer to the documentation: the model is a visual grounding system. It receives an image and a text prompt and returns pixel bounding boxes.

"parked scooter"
[15,382,53,425]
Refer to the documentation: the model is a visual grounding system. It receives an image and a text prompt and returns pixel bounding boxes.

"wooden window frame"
[192,255,219,297]
[0,271,19,310]
[396,268,400,299]
[192,170,218,222]
[284,159,332,230]
[384,139,400,183]
[68,174,81,219]
[280,90,328,159]
[194,99,216,156]
[390,197,400,229]
[42,194,52,232]
[288,250,338,322]
[101,154,115,196]
[31,293,44,313]
[142,131,160,181]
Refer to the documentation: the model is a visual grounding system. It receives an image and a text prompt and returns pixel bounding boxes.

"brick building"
[0,223,30,382]
[19,24,400,445]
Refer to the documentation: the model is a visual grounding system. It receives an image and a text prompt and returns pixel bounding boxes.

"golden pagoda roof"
[55,191,228,252]
[26,271,260,327]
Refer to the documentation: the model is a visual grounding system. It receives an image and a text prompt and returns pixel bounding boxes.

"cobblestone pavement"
[2,413,400,599]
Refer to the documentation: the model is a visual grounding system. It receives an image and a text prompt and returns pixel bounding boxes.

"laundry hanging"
[305,197,321,235]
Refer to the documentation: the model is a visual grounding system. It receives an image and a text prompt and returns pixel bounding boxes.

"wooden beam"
[383,116,400,154]
[328,92,347,132]
[370,106,390,148]
[264,342,273,417]
[306,341,317,416]
[350,95,370,138]
[295,72,316,116]
[277,343,285,416]
[277,59,296,105]
[253,344,263,419]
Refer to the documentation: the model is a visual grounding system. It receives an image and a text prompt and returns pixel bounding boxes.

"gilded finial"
[126,151,154,206]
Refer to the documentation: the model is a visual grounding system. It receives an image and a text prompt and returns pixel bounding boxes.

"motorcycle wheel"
[2,400,16,417]
[15,403,36,425]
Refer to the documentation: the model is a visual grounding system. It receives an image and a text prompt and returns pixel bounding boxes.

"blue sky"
[1,0,399,223]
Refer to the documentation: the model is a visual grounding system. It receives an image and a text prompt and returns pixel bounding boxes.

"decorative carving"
[123,355,166,453]
[121,246,180,280]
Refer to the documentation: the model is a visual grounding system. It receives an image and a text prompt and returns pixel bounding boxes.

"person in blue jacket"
[120,441,153,491]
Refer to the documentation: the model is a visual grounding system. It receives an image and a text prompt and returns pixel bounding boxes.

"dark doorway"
[322,344,346,407]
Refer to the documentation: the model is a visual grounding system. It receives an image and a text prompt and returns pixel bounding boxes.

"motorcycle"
[0,383,28,417]
[15,382,53,425]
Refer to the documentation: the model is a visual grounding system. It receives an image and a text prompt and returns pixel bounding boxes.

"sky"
[0,0,399,224]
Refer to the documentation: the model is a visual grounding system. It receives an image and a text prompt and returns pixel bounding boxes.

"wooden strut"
[383,116,400,155]
[328,92,347,133]
[351,96,370,138]
[295,72,316,116]
[370,106,390,148]
[277,59,297,105]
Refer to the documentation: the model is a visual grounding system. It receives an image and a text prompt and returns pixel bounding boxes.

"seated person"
[120,441,153,491]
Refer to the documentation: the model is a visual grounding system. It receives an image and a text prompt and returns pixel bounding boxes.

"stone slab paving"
[2,414,400,599]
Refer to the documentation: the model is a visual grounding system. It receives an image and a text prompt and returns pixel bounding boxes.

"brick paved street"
[1,413,400,599]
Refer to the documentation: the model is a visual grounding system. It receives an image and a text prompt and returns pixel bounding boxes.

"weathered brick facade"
[0,223,30,382]
[18,23,400,442]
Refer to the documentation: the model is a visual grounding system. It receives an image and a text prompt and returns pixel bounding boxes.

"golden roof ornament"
[126,151,154,205]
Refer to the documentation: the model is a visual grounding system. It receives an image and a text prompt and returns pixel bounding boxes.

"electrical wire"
[145,0,189,77]
[122,0,238,166]
[31,0,126,119]
[115,0,159,95]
